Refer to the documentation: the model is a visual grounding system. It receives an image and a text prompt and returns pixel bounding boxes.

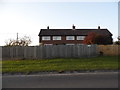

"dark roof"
[38,29,112,36]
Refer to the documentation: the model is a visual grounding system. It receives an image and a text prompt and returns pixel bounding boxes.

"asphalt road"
[2,72,118,88]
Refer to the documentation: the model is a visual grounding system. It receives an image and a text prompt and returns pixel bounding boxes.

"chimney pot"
[47,26,49,29]
[98,26,100,29]
[72,24,75,30]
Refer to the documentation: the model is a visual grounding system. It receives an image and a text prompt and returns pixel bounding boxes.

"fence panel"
[97,45,120,56]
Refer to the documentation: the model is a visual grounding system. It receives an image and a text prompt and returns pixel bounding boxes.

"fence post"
[0,46,2,90]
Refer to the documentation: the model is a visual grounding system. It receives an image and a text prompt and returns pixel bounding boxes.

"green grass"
[1,56,119,73]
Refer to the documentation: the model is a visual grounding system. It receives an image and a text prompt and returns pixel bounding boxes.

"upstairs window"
[42,36,50,40]
[66,36,75,40]
[53,36,61,40]
[77,36,85,40]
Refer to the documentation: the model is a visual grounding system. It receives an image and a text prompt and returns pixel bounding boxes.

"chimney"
[47,26,49,29]
[72,24,75,30]
[98,26,100,30]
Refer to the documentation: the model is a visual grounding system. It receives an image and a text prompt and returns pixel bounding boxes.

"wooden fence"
[1,45,97,60]
[0,47,2,60]
[97,45,120,56]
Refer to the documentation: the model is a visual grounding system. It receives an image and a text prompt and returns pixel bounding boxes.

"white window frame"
[77,36,85,40]
[42,36,50,40]
[66,36,75,40]
[53,36,61,40]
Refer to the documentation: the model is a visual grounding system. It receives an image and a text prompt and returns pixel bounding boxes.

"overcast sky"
[0,0,119,46]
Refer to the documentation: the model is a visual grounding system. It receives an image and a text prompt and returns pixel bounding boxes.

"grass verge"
[1,56,119,74]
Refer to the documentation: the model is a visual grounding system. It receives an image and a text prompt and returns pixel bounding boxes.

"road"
[2,72,118,88]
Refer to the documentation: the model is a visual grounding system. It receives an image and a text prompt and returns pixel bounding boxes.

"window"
[42,36,50,40]
[66,44,75,45]
[66,36,75,40]
[77,44,84,45]
[53,36,61,40]
[77,36,85,40]
[44,44,53,45]
[87,45,91,47]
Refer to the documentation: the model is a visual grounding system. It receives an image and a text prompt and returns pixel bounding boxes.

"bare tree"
[114,36,120,45]
[5,35,32,46]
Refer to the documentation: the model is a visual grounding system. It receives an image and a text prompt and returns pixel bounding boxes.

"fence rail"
[1,45,97,60]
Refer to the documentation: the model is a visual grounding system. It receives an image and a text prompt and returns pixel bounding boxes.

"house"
[38,25,113,45]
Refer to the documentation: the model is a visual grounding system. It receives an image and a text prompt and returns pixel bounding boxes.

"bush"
[83,32,113,45]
